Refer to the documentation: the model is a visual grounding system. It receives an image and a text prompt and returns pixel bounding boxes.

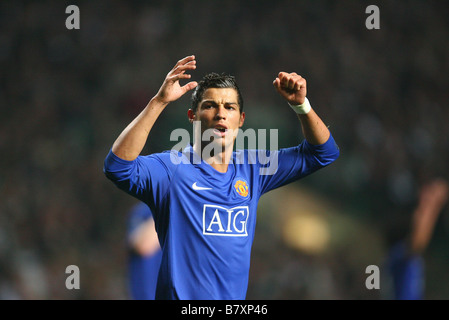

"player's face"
[188,88,245,148]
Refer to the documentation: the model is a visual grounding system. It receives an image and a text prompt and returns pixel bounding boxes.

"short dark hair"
[190,72,244,113]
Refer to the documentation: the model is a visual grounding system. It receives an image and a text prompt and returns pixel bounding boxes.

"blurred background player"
[127,201,162,300]
[385,177,449,300]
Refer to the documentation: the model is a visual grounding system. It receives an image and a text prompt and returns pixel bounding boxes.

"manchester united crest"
[234,179,249,198]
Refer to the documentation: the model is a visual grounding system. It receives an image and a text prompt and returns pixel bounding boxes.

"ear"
[239,111,245,127]
[187,109,196,123]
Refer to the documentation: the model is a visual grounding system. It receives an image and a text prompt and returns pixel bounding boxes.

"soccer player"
[385,177,449,300]
[104,55,340,299]
[127,201,162,300]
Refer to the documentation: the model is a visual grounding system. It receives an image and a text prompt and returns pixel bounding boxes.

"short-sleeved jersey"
[127,201,162,300]
[385,241,424,300]
[104,134,339,299]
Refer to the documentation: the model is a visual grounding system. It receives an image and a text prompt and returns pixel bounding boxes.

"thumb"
[181,81,198,93]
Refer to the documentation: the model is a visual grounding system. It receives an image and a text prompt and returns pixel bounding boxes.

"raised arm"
[112,55,198,160]
[273,72,330,145]
[410,178,449,254]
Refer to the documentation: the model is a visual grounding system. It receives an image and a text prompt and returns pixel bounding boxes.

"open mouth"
[213,125,228,136]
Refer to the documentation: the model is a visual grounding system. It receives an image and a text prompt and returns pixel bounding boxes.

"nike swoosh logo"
[192,182,212,191]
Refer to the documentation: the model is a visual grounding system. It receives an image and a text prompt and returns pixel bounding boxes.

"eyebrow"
[200,100,238,105]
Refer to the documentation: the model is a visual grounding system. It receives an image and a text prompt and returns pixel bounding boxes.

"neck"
[193,141,234,173]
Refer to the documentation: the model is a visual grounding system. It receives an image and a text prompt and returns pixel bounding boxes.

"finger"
[291,76,301,91]
[287,77,296,90]
[273,78,289,97]
[181,81,198,93]
[172,60,197,75]
[174,55,195,68]
[168,72,193,82]
[295,77,306,91]
[280,74,289,88]
[278,72,287,79]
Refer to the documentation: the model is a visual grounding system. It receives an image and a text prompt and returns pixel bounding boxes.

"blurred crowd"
[1,0,448,299]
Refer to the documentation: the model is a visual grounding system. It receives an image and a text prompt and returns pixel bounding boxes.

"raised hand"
[273,72,307,105]
[154,55,198,105]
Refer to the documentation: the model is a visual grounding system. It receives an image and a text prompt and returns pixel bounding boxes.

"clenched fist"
[273,72,307,106]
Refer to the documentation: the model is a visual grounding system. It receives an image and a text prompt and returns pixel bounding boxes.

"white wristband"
[288,97,312,114]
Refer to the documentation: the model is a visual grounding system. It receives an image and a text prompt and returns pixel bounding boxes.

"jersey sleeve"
[103,149,172,213]
[258,132,340,194]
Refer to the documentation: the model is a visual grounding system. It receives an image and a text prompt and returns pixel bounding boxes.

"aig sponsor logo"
[202,205,249,236]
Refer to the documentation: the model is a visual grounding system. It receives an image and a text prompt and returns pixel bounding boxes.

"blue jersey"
[104,134,339,299]
[385,241,424,300]
[127,202,162,300]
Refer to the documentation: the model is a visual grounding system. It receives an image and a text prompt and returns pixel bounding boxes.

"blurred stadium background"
[1,0,448,299]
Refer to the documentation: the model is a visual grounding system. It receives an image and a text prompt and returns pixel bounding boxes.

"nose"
[215,105,226,120]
